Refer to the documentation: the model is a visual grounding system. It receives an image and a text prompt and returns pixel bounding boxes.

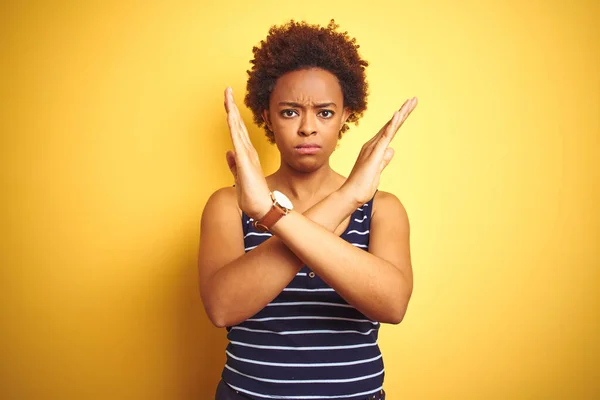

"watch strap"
[252,192,292,232]
[252,205,287,232]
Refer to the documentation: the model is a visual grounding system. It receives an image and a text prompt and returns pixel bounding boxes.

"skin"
[198,67,418,327]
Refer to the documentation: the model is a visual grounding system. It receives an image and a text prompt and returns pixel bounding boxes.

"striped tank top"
[221,195,384,399]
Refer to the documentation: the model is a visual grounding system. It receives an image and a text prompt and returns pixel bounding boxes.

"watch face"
[273,190,293,210]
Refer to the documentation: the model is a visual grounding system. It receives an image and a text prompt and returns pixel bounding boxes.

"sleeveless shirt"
[221,195,383,399]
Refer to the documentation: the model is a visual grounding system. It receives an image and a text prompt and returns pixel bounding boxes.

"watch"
[252,190,293,232]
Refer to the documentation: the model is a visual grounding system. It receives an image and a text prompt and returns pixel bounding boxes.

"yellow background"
[1,0,599,398]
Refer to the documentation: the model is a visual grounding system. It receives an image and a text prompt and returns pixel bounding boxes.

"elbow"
[202,295,231,328]
[200,283,232,328]
[387,285,413,324]
[205,306,229,329]
[387,309,407,325]
[206,310,229,328]
[204,299,245,328]
[211,318,229,329]
[372,308,406,325]
[384,300,410,325]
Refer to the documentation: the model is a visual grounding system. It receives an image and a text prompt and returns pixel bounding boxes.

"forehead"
[270,68,343,103]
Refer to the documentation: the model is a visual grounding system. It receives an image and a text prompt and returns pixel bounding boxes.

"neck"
[271,161,341,203]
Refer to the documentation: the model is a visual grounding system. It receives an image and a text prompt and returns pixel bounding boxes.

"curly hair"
[244,19,369,143]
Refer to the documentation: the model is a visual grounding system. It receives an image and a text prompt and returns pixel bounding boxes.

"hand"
[341,97,418,206]
[223,87,272,220]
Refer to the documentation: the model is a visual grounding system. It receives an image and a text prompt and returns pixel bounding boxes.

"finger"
[232,102,253,149]
[227,88,253,149]
[226,150,239,181]
[225,88,251,151]
[378,97,417,153]
[226,106,244,151]
[362,111,397,156]
[380,147,395,172]
[377,96,418,150]
[374,98,410,141]
[224,87,232,113]
[364,98,409,155]
[375,110,401,150]
[225,88,239,140]
[395,97,418,129]
[371,109,399,143]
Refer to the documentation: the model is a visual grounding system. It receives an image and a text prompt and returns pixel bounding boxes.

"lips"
[295,144,321,155]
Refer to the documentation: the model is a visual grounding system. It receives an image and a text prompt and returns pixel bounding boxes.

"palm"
[343,97,418,205]
[224,88,271,219]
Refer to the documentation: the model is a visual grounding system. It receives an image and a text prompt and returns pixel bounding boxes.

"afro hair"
[244,19,369,143]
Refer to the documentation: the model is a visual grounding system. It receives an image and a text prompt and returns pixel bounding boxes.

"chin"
[287,158,327,173]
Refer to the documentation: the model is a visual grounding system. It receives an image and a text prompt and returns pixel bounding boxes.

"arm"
[270,190,413,324]
[198,187,359,328]
[200,87,417,326]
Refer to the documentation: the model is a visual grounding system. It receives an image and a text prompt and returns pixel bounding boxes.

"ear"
[340,107,351,130]
[261,109,272,131]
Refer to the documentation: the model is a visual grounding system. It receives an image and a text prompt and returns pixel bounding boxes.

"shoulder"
[372,191,409,230]
[206,185,237,202]
[373,190,406,214]
[202,186,242,222]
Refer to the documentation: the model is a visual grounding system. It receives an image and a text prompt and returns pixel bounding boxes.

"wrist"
[336,185,364,210]
[251,191,294,232]
[252,200,273,221]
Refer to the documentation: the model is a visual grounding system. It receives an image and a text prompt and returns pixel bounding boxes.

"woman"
[198,20,417,400]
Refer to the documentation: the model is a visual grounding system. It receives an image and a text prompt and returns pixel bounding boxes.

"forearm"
[203,237,299,327]
[270,209,412,324]
[204,190,359,327]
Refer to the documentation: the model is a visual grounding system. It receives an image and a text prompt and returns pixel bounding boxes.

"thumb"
[380,147,395,171]
[226,150,238,180]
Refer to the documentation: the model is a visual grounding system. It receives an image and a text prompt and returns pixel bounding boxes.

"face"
[262,68,350,173]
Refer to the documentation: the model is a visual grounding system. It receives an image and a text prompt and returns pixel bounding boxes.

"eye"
[318,110,335,119]
[280,109,298,118]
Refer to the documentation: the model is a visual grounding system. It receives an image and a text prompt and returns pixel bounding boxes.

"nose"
[298,113,317,136]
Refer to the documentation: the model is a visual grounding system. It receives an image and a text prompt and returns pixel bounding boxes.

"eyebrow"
[278,101,337,108]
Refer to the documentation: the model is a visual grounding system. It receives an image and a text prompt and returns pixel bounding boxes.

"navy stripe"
[229,342,381,363]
